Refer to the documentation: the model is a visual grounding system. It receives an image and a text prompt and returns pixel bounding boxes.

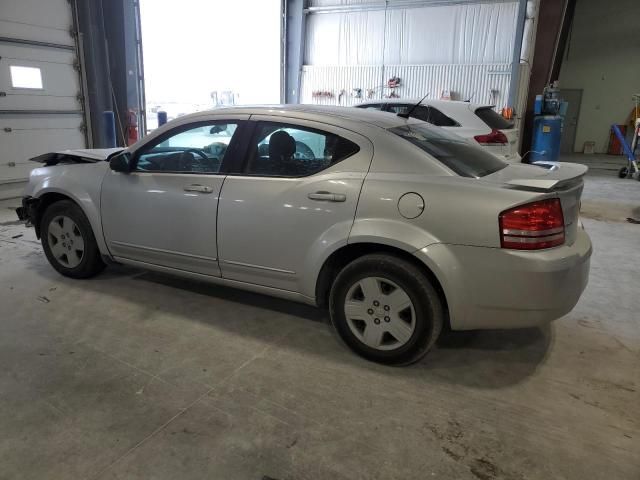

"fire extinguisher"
[126,109,138,146]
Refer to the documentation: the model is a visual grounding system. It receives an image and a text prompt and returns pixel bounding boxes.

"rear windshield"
[389,124,507,178]
[475,107,514,130]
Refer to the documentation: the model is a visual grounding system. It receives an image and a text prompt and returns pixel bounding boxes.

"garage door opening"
[139,0,282,130]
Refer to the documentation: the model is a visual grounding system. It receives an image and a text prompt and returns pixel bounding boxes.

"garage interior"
[0,0,638,478]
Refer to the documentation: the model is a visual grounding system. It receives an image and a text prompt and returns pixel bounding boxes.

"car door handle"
[307,191,346,202]
[184,184,213,194]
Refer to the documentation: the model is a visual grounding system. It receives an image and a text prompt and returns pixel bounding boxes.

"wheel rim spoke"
[363,324,383,348]
[48,219,63,239]
[385,288,412,313]
[358,277,381,300]
[387,316,413,344]
[344,301,368,320]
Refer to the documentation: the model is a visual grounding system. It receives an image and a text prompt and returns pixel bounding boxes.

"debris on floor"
[36,296,50,303]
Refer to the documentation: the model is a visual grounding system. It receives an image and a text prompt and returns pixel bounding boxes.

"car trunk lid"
[485,162,588,246]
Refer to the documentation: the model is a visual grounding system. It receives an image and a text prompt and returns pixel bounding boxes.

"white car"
[356,99,521,163]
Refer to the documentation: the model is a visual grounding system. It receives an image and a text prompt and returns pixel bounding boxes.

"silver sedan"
[16,105,592,365]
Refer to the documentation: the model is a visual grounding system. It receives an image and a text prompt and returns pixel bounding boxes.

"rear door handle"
[184,184,213,194]
[307,191,346,202]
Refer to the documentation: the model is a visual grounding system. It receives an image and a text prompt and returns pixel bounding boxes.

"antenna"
[397,93,430,119]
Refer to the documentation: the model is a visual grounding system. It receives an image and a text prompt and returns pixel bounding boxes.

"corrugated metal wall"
[301,0,520,111]
[301,63,512,107]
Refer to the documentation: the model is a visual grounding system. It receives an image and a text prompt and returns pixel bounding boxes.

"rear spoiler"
[505,163,588,192]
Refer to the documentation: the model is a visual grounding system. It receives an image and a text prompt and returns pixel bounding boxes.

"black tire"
[619,166,629,179]
[329,254,444,365]
[40,200,106,279]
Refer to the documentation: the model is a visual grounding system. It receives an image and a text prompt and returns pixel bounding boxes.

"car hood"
[31,148,124,165]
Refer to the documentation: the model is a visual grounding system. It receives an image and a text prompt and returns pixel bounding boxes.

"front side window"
[135,122,239,173]
[390,123,506,178]
[245,122,360,177]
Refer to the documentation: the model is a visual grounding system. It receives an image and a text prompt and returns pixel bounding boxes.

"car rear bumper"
[415,225,592,330]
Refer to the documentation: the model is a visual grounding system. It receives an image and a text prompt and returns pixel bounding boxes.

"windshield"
[389,123,507,178]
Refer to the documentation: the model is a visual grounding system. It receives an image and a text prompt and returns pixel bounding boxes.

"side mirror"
[109,152,132,173]
[209,124,227,135]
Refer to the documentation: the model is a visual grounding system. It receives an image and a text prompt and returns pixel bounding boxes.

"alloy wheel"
[47,215,85,268]
[344,276,416,350]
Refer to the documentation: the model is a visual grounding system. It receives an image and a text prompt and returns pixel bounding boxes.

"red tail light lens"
[499,198,565,250]
[474,129,508,145]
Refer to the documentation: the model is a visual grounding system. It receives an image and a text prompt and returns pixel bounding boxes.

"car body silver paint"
[22,105,592,330]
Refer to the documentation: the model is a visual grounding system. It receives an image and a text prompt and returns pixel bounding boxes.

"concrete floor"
[0,154,638,480]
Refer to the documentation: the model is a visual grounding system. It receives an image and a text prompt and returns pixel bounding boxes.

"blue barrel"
[530,115,563,162]
[102,110,116,148]
[157,111,168,127]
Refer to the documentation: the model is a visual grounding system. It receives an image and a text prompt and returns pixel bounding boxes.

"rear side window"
[245,122,360,177]
[475,107,514,130]
[390,124,506,178]
[428,107,459,127]
[386,105,458,127]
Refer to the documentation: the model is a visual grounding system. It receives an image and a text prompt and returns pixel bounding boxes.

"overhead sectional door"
[0,0,86,199]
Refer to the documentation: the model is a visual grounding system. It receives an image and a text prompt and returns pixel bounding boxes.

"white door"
[217,116,373,294]
[0,0,86,199]
[101,118,247,276]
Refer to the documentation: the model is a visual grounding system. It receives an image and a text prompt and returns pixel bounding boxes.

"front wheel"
[41,200,105,279]
[329,254,444,365]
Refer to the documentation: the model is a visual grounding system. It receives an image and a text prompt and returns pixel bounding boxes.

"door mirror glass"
[109,152,132,173]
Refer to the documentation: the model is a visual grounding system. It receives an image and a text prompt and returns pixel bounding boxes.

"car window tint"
[475,107,514,130]
[427,107,459,127]
[246,122,360,177]
[386,104,410,115]
[390,124,506,178]
[356,104,384,110]
[136,123,238,173]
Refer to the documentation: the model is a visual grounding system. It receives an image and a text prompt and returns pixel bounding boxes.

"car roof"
[360,98,491,112]
[171,104,422,130]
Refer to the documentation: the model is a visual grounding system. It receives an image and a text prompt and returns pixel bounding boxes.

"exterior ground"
[0,154,638,479]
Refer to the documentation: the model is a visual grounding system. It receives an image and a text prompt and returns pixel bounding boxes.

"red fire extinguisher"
[126,109,138,146]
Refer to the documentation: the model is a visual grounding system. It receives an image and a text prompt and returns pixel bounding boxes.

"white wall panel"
[306,1,517,65]
[0,0,75,46]
[305,11,386,65]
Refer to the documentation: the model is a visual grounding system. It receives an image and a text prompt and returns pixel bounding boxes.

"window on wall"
[10,66,43,89]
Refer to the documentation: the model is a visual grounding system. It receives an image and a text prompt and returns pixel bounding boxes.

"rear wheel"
[329,254,444,365]
[41,200,105,278]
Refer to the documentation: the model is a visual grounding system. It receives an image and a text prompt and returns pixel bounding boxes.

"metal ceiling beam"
[507,0,528,108]
[284,0,307,103]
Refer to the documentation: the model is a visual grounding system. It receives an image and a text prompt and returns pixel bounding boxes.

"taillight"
[499,198,565,250]
[474,129,508,145]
